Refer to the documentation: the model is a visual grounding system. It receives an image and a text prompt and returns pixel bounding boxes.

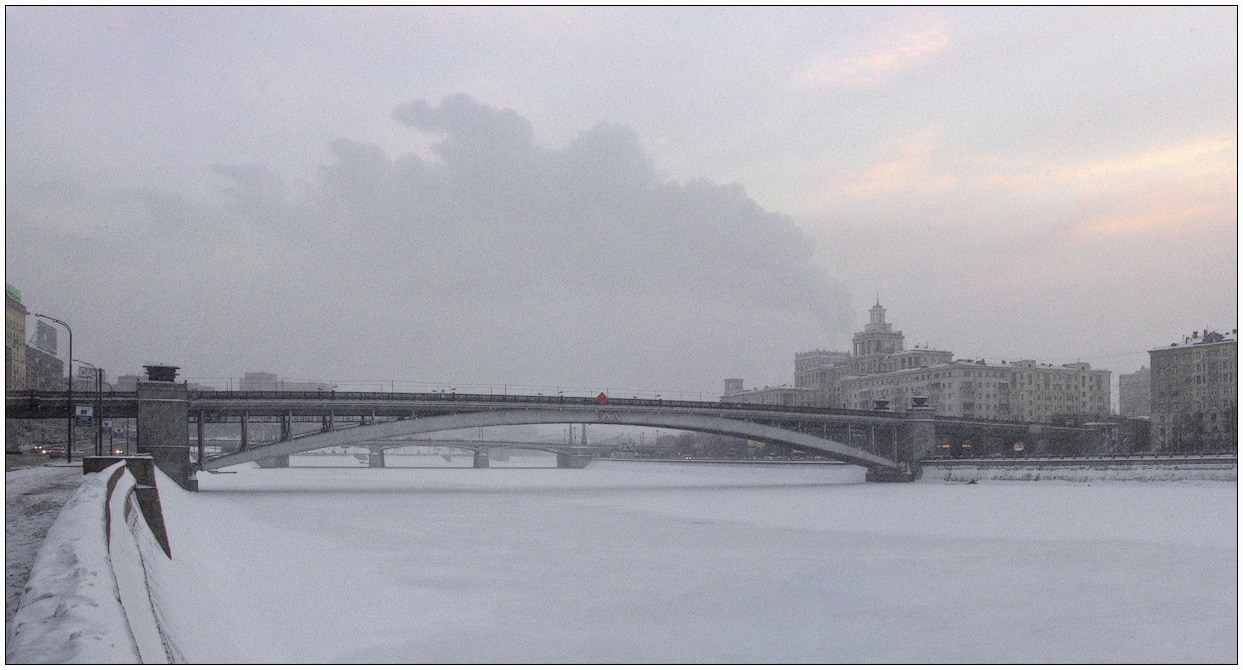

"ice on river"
[152,461,1235,663]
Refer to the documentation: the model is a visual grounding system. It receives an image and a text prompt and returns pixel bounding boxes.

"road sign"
[596,393,609,405]
[76,406,93,427]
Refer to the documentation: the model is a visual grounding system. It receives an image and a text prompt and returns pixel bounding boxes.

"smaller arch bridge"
[357,438,598,456]
[309,438,600,469]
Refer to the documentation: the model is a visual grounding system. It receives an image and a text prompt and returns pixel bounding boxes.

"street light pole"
[34,314,72,463]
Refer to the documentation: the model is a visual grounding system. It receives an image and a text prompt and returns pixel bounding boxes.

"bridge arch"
[202,407,901,471]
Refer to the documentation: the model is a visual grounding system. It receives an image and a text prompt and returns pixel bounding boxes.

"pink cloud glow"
[794,19,950,88]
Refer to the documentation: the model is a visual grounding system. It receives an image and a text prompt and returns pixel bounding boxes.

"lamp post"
[34,314,72,463]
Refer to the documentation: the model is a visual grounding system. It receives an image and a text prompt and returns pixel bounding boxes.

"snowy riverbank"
[8,460,1238,663]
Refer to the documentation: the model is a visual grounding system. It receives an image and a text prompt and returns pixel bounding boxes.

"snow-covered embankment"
[6,463,232,663]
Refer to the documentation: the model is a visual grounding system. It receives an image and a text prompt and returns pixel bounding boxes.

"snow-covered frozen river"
[159,460,1235,663]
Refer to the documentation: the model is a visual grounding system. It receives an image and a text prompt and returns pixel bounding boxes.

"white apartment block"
[1149,329,1238,451]
[781,301,1111,422]
[837,359,1110,422]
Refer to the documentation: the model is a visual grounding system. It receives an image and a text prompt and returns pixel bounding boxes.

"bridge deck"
[7,389,1065,431]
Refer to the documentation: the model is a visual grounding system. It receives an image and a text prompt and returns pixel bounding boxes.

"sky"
[5,6,1238,399]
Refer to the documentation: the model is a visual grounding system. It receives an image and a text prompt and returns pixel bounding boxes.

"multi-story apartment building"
[837,358,1110,422]
[25,347,64,392]
[728,300,1112,422]
[24,317,64,392]
[1119,366,1151,418]
[5,283,28,391]
[793,302,953,406]
[1149,329,1238,452]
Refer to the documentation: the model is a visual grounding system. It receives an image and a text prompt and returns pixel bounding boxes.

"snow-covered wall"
[6,463,197,663]
[7,465,143,663]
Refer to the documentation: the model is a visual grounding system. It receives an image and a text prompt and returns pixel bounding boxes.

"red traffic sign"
[596,393,609,404]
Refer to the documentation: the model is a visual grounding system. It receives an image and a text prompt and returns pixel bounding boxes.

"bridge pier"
[145,446,199,491]
[556,452,591,468]
[368,449,386,468]
[473,450,490,468]
[196,410,205,466]
[866,403,935,483]
[135,380,197,491]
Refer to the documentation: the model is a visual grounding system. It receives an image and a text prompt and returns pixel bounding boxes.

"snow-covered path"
[5,464,83,633]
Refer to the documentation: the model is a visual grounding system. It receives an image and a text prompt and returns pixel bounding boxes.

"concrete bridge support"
[867,404,935,483]
[136,381,189,453]
[556,452,591,468]
[473,450,490,468]
[135,381,197,490]
[145,446,199,491]
[368,449,386,468]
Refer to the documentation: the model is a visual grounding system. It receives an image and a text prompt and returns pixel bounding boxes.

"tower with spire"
[852,297,905,357]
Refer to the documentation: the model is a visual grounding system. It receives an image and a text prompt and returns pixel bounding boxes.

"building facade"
[1118,366,1151,418]
[729,300,1112,423]
[837,358,1110,422]
[6,283,28,391]
[1149,329,1238,452]
[793,303,953,407]
[24,347,64,392]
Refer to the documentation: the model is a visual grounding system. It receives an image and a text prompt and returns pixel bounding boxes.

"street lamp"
[33,314,72,463]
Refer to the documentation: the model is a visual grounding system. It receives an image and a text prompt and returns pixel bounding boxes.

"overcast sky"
[5,6,1237,398]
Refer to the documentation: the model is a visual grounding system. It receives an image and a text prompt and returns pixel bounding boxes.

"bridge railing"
[186,389,909,419]
[6,390,138,400]
[8,388,1094,432]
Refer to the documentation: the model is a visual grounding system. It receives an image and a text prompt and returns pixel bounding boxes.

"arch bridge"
[7,385,1101,486]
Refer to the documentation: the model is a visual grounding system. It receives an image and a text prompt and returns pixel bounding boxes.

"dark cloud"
[6,95,850,391]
